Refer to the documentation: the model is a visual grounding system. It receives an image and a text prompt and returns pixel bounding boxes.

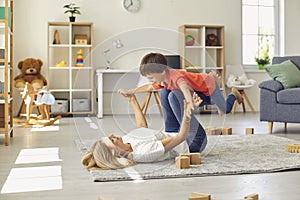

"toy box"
[72,98,90,112]
[51,99,69,113]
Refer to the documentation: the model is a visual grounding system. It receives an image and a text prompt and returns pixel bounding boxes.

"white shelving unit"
[0,0,13,145]
[47,22,94,115]
[179,24,225,112]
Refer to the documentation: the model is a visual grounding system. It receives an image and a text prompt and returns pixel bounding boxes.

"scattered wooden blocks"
[244,193,259,200]
[221,127,232,135]
[205,126,222,135]
[245,128,254,134]
[286,144,300,153]
[176,153,201,169]
[188,192,211,200]
[176,156,190,169]
[181,152,201,165]
[205,126,233,135]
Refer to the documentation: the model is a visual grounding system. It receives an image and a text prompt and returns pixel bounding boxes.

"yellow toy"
[55,61,67,67]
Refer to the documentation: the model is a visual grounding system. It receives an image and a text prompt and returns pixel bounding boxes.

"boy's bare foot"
[209,70,222,85]
[231,88,244,104]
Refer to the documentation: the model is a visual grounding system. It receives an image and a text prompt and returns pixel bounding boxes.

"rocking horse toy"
[13,82,61,126]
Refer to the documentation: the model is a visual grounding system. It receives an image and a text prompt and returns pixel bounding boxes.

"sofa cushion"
[265,60,300,89]
[272,56,300,70]
[277,88,300,104]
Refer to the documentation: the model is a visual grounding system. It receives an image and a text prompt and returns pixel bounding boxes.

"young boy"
[118,52,243,151]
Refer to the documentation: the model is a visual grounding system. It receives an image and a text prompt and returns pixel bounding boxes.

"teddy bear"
[206,33,218,46]
[14,58,47,89]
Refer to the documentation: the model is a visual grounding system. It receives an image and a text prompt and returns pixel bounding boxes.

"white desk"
[96,69,140,118]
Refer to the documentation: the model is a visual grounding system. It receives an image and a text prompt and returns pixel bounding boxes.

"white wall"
[12,0,300,115]
[284,0,300,55]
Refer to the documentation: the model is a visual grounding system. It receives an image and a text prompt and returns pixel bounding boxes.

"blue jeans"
[195,84,236,114]
[160,85,236,153]
[160,89,207,153]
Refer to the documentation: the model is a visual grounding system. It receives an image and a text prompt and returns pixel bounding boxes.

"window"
[242,0,279,66]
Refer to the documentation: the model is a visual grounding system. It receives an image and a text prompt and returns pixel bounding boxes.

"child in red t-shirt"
[119,53,243,152]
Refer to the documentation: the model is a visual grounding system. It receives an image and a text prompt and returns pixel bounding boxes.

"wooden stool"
[231,89,255,114]
[141,90,162,116]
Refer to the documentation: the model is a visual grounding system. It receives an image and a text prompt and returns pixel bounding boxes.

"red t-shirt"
[152,69,216,96]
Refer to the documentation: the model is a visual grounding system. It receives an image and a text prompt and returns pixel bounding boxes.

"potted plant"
[255,55,270,70]
[63,2,81,22]
[255,43,270,70]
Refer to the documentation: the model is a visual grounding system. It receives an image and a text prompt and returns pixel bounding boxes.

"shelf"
[49,44,92,48]
[205,46,223,49]
[0,126,13,133]
[72,89,92,92]
[0,97,12,103]
[48,21,93,26]
[71,44,92,48]
[49,44,70,48]
[49,66,93,69]
[179,24,225,113]
[185,45,204,49]
[49,89,70,92]
[48,22,94,115]
[0,0,13,146]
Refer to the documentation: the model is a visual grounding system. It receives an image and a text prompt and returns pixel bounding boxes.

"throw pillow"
[265,60,300,89]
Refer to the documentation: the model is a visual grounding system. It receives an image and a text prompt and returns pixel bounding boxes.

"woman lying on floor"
[82,93,206,170]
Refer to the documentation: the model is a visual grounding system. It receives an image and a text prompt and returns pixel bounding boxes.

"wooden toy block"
[181,153,201,165]
[244,193,259,200]
[188,192,211,200]
[221,127,232,135]
[286,144,300,153]
[175,156,190,169]
[205,127,222,135]
[74,34,88,45]
[245,128,254,134]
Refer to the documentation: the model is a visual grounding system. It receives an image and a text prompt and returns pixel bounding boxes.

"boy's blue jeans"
[160,85,236,153]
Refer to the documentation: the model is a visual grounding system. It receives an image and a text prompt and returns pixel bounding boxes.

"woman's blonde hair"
[81,140,135,170]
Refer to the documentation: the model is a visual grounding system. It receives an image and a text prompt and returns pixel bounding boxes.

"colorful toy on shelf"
[185,35,195,46]
[55,60,67,67]
[75,49,84,67]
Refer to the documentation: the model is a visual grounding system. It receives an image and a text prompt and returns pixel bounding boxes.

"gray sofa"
[259,56,300,133]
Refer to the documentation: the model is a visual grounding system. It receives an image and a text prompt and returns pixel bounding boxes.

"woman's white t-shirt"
[122,127,189,163]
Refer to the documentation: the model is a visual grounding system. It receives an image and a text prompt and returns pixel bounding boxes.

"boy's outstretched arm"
[179,82,196,115]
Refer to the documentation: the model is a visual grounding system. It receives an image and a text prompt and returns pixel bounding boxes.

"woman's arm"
[163,100,191,152]
[161,93,202,151]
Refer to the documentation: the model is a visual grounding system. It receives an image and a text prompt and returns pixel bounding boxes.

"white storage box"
[51,99,69,113]
[72,98,90,112]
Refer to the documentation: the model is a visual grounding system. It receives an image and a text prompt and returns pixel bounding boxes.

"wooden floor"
[0,112,300,200]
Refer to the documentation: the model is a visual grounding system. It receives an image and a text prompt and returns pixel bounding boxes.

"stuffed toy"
[226,74,256,88]
[206,33,218,46]
[14,58,47,89]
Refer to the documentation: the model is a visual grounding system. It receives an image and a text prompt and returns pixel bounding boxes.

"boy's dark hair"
[139,53,168,76]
